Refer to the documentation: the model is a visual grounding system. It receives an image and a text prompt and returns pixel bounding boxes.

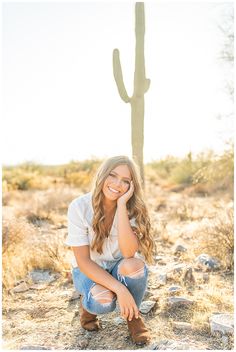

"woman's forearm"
[117,202,139,257]
[72,247,125,295]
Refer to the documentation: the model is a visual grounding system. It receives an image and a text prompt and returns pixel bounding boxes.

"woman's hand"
[116,285,139,321]
[117,181,134,206]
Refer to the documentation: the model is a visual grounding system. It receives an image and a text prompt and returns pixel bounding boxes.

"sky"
[2,0,234,165]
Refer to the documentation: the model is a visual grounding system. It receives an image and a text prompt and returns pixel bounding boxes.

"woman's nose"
[114,178,122,187]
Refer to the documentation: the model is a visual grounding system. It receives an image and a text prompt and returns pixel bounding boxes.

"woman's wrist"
[117,199,127,207]
[113,282,128,295]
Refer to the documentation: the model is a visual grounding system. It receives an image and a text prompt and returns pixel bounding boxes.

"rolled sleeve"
[65,200,89,247]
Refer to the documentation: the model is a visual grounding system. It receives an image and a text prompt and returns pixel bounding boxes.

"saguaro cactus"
[113,2,150,183]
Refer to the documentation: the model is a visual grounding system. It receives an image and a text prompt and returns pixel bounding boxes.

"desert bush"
[193,206,234,270]
[193,143,234,195]
[147,147,233,194]
[3,158,103,191]
[63,158,102,189]
[3,168,52,191]
[2,216,70,289]
[147,152,211,186]
[146,156,179,179]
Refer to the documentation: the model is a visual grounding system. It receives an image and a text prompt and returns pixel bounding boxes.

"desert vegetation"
[2,146,234,350]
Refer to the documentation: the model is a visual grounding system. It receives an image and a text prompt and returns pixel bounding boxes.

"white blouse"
[65,192,137,268]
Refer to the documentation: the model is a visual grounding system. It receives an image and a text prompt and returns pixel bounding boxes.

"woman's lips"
[108,186,119,194]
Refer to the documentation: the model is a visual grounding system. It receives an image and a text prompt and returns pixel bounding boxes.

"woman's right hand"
[116,286,139,321]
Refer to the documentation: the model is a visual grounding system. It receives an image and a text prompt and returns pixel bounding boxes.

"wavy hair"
[91,155,155,264]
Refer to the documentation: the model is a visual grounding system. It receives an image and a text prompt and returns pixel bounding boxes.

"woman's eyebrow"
[111,171,131,181]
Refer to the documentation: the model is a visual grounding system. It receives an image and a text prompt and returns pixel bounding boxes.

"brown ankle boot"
[127,315,151,345]
[79,304,100,331]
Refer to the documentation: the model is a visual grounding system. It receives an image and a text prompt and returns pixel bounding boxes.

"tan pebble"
[12,282,29,293]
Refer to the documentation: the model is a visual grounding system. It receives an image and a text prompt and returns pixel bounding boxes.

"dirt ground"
[2,184,234,350]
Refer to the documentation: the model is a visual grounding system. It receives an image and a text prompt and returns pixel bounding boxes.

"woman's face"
[102,164,132,202]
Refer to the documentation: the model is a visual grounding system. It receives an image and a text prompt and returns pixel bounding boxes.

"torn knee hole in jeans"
[118,266,145,280]
[90,289,114,305]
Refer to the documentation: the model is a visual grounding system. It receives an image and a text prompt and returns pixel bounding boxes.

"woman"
[65,155,154,345]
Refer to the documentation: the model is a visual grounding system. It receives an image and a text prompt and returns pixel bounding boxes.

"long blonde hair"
[91,155,155,264]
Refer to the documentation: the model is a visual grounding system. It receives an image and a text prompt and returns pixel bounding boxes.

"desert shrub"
[63,158,102,189]
[193,143,234,195]
[3,168,51,191]
[146,156,179,179]
[147,152,211,186]
[2,216,70,289]
[147,147,233,194]
[2,217,38,288]
[193,206,234,270]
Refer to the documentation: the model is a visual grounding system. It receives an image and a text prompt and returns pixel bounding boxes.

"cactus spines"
[113,2,150,183]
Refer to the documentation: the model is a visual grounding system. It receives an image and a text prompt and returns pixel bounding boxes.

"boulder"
[196,254,220,271]
[209,313,234,335]
[167,297,194,307]
[140,300,157,314]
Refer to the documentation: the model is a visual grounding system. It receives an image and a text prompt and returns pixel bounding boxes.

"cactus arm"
[144,78,151,93]
[113,48,131,103]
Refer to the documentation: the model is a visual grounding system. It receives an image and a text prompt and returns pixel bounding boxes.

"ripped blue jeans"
[72,258,148,315]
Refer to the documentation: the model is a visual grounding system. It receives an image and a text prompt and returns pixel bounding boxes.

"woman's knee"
[118,257,146,278]
[90,284,116,304]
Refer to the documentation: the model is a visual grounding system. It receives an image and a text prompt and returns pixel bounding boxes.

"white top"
[65,192,137,268]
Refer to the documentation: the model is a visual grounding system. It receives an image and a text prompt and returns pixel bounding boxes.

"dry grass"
[192,207,234,270]
[11,187,79,226]
[2,216,71,289]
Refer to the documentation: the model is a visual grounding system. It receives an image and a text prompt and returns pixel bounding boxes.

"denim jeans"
[72,258,148,315]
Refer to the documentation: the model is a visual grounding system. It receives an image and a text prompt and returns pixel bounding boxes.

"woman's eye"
[109,173,116,178]
[124,180,130,185]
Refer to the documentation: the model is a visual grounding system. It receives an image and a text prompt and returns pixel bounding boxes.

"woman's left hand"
[117,181,134,206]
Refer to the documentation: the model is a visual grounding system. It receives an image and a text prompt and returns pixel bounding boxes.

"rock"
[154,339,190,350]
[209,313,234,335]
[149,295,159,302]
[172,263,188,273]
[167,297,194,307]
[202,273,210,283]
[174,245,187,254]
[113,317,124,325]
[158,273,167,285]
[29,283,48,290]
[172,321,192,330]
[154,255,165,261]
[144,289,153,298]
[70,290,81,301]
[221,336,229,345]
[20,346,51,350]
[12,282,29,293]
[77,338,89,349]
[168,286,182,295]
[148,265,159,274]
[140,300,157,314]
[196,254,220,271]
[28,270,57,283]
[182,267,196,286]
[143,340,159,349]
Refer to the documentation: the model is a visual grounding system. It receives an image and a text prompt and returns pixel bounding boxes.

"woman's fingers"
[134,306,139,319]
[122,306,129,319]
[128,307,134,321]
[120,306,125,318]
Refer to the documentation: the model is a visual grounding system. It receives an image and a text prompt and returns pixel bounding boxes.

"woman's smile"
[108,186,120,194]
